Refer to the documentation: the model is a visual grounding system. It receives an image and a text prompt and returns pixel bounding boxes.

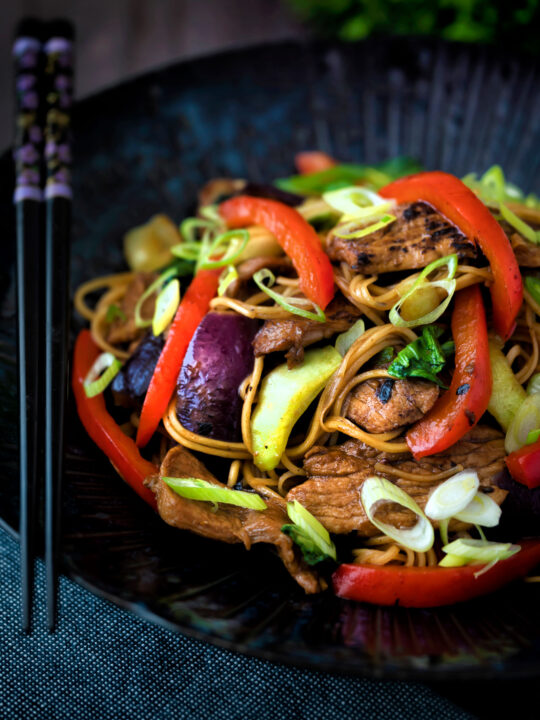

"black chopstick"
[43,20,74,631]
[13,18,45,632]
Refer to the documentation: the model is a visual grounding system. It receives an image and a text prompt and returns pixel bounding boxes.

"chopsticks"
[13,18,74,632]
[43,20,74,631]
[13,18,45,633]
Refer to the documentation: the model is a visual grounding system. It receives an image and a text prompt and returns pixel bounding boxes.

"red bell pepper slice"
[379,171,523,341]
[72,329,158,509]
[506,439,540,489]
[406,284,492,459]
[332,540,540,607]
[219,196,335,310]
[136,269,220,448]
[295,151,337,175]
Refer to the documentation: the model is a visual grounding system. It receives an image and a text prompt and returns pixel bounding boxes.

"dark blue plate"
[1,38,540,680]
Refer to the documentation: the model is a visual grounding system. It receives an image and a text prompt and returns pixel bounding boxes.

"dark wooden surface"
[0,0,301,150]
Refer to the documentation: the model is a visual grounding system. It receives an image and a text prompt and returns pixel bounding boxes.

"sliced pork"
[288,426,507,536]
[346,376,439,433]
[145,445,322,594]
[326,201,480,274]
[253,295,362,367]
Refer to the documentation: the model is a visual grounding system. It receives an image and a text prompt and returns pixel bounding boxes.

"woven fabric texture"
[0,529,473,720]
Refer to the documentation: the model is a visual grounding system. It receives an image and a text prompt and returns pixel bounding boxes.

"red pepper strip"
[379,171,523,341]
[406,285,492,459]
[506,438,540,489]
[220,196,335,310]
[295,151,337,175]
[333,539,540,607]
[136,269,220,448]
[72,330,158,509]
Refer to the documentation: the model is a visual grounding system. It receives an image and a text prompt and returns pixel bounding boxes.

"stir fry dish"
[73,154,540,607]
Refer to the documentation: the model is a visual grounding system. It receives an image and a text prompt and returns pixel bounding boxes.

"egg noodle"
[74,193,540,573]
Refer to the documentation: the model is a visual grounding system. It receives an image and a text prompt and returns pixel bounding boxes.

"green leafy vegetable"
[275,157,423,195]
[525,276,540,306]
[387,326,454,387]
[281,500,337,565]
[105,304,127,324]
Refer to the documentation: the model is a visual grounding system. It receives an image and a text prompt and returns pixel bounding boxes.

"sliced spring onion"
[179,217,218,244]
[360,476,434,553]
[424,471,479,521]
[281,499,337,564]
[218,265,238,297]
[134,265,179,329]
[528,373,540,395]
[525,276,540,306]
[253,268,326,323]
[504,393,540,454]
[84,352,123,398]
[463,166,540,210]
[199,204,222,223]
[335,319,366,357]
[322,185,394,220]
[389,254,458,328]
[105,303,126,324]
[527,428,540,445]
[453,492,502,527]
[163,477,267,511]
[197,229,249,271]
[500,203,540,245]
[152,278,180,336]
[333,213,396,240]
[170,241,202,262]
[439,538,520,567]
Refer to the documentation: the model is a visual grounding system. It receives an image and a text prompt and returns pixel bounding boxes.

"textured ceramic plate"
[2,38,540,680]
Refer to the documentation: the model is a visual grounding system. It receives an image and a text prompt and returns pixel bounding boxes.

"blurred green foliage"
[286,0,539,55]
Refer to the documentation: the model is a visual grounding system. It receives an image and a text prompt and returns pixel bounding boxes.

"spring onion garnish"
[217,265,238,297]
[361,476,434,553]
[527,428,540,445]
[253,269,326,323]
[199,204,222,223]
[387,325,453,387]
[528,373,540,396]
[179,217,218,244]
[197,229,249,271]
[163,477,267,511]
[439,539,520,570]
[333,214,397,240]
[83,352,123,398]
[322,186,394,220]
[389,254,458,328]
[170,241,201,262]
[335,319,366,357]
[453,492,502,528]
[504,393,540,453]
[525,276,540,307]
[500,203,540,245]
[152,278,180,336]
[424,471,480,521]
[281,500,337,565]
[105,303,126,324]
[134,265,179,329]
[463,165,540,210]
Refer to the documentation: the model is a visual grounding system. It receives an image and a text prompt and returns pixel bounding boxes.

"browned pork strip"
[346,376,439,433]
[145,445,322,594]
[326,201,480,274]
[288,426,507,536]
[253,295,362,367]
[107,272,156,346]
